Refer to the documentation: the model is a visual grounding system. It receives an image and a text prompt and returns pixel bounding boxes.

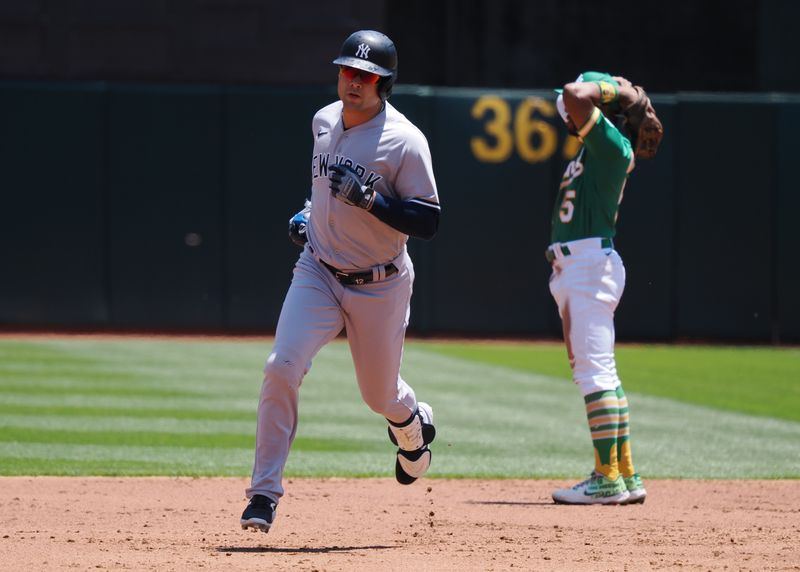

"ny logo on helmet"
[355,43,371,59]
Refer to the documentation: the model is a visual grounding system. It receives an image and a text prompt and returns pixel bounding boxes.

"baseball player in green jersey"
[240,30,440,533]
[547,71,663,505]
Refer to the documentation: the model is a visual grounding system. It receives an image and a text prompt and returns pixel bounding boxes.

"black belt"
[545,237,613,263]
[320,260,398,285]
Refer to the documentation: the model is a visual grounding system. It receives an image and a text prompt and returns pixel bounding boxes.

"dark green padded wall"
[0,82,108,325]
[107,85,225,327]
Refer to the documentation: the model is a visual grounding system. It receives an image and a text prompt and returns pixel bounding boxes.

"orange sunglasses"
[339,66,381,85]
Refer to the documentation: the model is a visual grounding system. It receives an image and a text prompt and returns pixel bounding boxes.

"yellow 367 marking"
[470,96,579,164]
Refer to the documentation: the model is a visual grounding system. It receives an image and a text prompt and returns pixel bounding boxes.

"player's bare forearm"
[562,82,600,126]
[563,80,639,123]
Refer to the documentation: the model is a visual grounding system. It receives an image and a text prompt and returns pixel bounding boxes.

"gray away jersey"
[307,100,439,271]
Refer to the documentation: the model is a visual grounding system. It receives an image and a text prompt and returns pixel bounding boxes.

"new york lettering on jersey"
[312,152,383,189]
[307,99,437,271]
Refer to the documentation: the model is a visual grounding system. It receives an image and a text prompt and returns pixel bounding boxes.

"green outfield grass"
[415,341,800,422]
[0,337,798,479]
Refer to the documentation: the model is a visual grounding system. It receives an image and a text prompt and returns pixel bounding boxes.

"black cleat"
[240,494,277,533]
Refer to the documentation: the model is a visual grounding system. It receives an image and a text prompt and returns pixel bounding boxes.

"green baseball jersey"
[550,107,634,243]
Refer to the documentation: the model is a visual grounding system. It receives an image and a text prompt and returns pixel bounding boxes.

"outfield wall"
[1,81,797,342]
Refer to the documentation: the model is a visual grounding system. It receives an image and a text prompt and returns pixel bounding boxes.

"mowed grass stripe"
[0,337,268,362]
[0,442,252,476]
[0,403,254,421]
[0,414,403,442]
[0,427,252,448]
[0,434,381,466]
[0,413,255,434]
[0,441,251,463]
[0,338,266,388]
[0,403,379,425]
[0,367,139,383]
[0,457,249,476]
[0,382,203,399]
[0,393,255,411]
[0,427,383,453]
[0,365,260,388]
[0,454,407,478]
[0,367,260,389]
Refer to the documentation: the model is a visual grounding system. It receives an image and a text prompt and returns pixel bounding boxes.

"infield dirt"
[2,477,799,571]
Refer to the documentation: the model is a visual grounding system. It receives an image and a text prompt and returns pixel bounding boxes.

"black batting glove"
[329,164,377,210]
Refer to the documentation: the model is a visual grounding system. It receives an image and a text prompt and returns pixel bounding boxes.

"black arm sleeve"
[369,193,440,240]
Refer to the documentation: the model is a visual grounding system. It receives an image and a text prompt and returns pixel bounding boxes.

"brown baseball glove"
[623,86,664,159]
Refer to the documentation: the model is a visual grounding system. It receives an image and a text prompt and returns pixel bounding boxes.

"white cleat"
[388,402,436,485]
[552,472,631,505]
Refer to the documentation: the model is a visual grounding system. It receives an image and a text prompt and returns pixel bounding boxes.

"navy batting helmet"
[333,30,397,99]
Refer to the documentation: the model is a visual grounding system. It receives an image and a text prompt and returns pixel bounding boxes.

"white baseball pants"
[548,238,626,397]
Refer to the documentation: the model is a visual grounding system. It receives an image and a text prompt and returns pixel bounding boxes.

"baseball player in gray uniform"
[240,30,440,533]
